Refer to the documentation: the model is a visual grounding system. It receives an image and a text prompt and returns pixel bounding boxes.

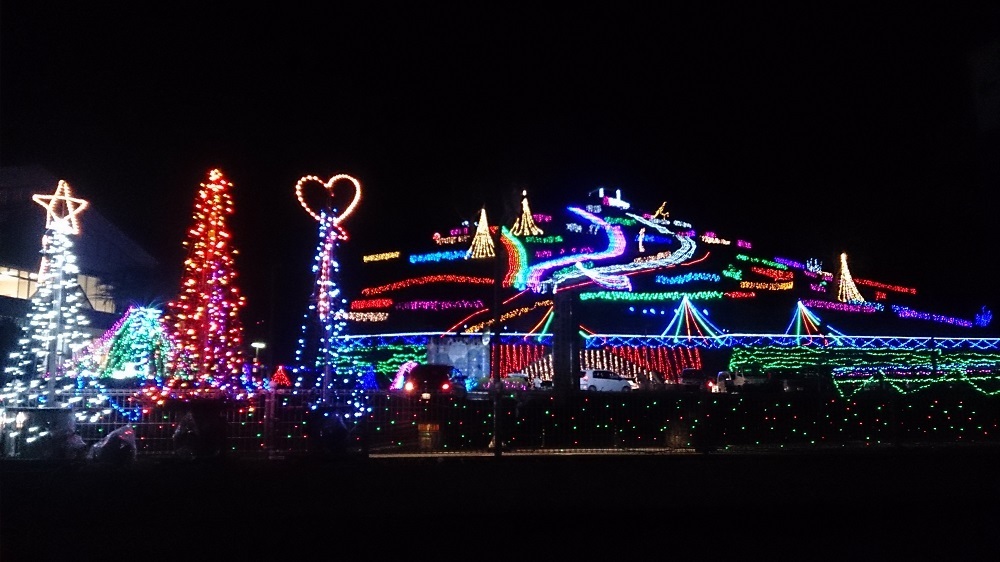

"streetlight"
[251,341,266,363]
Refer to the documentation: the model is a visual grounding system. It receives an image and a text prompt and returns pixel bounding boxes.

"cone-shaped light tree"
[162,169,250,398]
[73,306,172,383]
[466,207,495,259]
[2,180,92,407]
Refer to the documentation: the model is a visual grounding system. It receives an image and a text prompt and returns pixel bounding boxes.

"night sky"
[3,4,999,362]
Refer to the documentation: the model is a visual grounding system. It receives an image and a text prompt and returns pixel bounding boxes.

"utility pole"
[491,223,503,457]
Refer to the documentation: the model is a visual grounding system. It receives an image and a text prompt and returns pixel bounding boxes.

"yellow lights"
[296,174,362,237]
[336,311,389,322]
[466,208,495,259]
[836,252,865,304]
[739,280,794,291]
[650,201,670,219]
[363,251,401,262]
[32,179,89,235]
[510,190,544,236]
[466,299,553,333]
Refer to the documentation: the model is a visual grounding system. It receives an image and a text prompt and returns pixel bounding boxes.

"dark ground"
[2,445,999,561]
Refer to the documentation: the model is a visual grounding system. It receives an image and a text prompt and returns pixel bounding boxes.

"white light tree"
[2,180,92,408]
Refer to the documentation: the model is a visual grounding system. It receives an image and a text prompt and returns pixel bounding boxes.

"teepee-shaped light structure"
[2,180,92,408]
[659,295,726,339]
[466,207,495,259]
[836,252,865,304]
[510,190,543,236]
[785,300,846,344]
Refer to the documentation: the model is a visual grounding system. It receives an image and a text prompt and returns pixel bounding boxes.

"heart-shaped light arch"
[295,174,362,240]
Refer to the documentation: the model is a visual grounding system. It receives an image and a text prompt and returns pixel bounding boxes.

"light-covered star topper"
[32,179,89,235]
[295,174,362,240]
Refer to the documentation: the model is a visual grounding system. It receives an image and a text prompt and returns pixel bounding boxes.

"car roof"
[408,364,457,378]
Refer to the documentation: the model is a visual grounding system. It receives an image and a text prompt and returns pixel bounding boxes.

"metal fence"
[3,385,1000,461]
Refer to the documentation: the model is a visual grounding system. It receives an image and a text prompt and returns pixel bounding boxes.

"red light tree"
[162,168,249,398]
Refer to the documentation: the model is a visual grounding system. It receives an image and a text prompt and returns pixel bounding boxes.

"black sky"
[2,3,999,361]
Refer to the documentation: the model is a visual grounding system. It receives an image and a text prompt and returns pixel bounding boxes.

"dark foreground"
[3,444,999,561]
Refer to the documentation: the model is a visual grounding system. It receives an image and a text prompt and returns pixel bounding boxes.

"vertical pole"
[46,260,65,406]
[491,226,503,457]
[265,380,277,459]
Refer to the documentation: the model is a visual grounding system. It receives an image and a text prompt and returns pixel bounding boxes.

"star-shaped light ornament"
[32,180,89,235]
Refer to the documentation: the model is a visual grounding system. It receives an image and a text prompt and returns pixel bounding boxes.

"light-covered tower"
[290,173,371,412]
[162,169,249,398]
[3,180,92,407]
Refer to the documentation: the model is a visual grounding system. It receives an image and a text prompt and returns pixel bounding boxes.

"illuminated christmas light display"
[361,275,494,296]
[891,305,974,327]
[650,201,669,219]
[738,279,794,291]
[749,266,793,281]
[7,176,1000,461]
[465,207,495,259]
[270,365,291,387]
[393,300,485,311]
[655,272,722,285]
[344,184,993,389]
[2,180,92,407]
[852,277,917,295]
[510,190,544,236]
[783,300,847,343]
[659,295,727,339]
[836,252,865,304]
[573,262,632,291]
[350,298,393,310]
[162,169,251,399]
[335,311,389,322]
[409,250,467,263]
[500,226,529,288]
[362,251,401,263]
[290,173,372,417]
[524,206,628,291]
[466,299,554,333]
[580,290,726,302]
[801,299,882,314]
[74,306,172,381]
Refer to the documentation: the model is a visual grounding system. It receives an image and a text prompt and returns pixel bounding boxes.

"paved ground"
[2,443,998,561]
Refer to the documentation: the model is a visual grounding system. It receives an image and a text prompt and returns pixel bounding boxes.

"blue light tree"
[290,174,374,425]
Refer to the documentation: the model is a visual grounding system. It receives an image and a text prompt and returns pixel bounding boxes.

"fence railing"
[3,385,1000,461]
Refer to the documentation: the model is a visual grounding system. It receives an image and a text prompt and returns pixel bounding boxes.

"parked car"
[579,369,639,392]
[763,368,829,393]
[678,368,724,393]
[717,370,738,392]
[400,364,468,399]
[634,370,667,390]
[533,377,554,390]
[502,372,532,390]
